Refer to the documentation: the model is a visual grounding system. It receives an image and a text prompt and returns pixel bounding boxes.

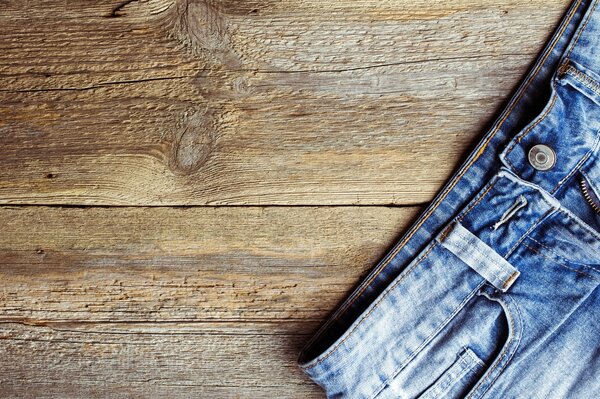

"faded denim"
[298,0,600,398]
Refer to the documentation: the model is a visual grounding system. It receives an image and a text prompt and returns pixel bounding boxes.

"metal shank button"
[528,144,556,171]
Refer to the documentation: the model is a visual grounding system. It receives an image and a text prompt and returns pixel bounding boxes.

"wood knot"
[232,76,253,95]
[169,109,218,175]
[168,0,242,68]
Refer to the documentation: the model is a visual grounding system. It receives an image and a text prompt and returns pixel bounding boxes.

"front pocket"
[302,227,514,399]
[368,220,521,399]
[372,279,515,399]
[417,347,485,399]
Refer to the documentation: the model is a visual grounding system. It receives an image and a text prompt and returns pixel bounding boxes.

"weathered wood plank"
[0,205,418,397]
[0,206,418,322]
[0,0,576,396]
[0,0,570,205]
[0,321,322,398]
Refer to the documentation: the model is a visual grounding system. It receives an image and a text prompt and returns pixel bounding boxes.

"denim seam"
[502,87,558,159]
[467,295,523,399]
[418,349,482,399]
[564,0,600,62]
[563,64,600,95]
[465,293,523,399]
[525,235,600,275]
[500,141,600,257]
[301,241,438,370]
[523,242,598,281]
[370,281,486,399]
[554,201,600,241]
[504,124,598,197]
[461,347,486,369]
[299,0,584,368]
[529,234,600,268]
[503,207,557,259]
[550,129,600,194]
[456,178,500,223]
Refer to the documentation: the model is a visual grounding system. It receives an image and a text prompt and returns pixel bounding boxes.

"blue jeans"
[298,0,600,397]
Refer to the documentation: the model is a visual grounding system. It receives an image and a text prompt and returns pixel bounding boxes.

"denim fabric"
[298,1,600,398]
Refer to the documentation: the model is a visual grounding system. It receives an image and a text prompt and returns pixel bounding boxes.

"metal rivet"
[528,144,556,171]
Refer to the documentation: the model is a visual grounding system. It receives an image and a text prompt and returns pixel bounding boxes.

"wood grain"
[0,0,570,205]
[0,321,322,398]
[0,206,419,322]
[0,1,573,397]
[0,205,419,397]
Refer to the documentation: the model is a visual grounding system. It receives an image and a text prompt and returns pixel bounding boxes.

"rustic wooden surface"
[0,0,569,397]
[0,206,420,398]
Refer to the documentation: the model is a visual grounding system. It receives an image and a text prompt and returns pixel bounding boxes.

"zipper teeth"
[579,177,600,215]
[563,65,600,96]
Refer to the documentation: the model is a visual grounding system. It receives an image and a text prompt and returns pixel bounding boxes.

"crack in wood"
[0,75,190,93]
[248,52,530,74]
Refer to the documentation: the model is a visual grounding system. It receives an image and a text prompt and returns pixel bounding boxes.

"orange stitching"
[437,223,454,242]
[501,271,519,290]
[456,179,498,223]
[503,92,558,157]
[302,242,438,370]
[564,0,599,62]
[558,57,572,75]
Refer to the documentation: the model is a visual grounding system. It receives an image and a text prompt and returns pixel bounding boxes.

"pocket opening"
[462,287,522,399]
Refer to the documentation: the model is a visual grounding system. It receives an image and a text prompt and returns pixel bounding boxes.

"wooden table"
[0,1,570,397]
